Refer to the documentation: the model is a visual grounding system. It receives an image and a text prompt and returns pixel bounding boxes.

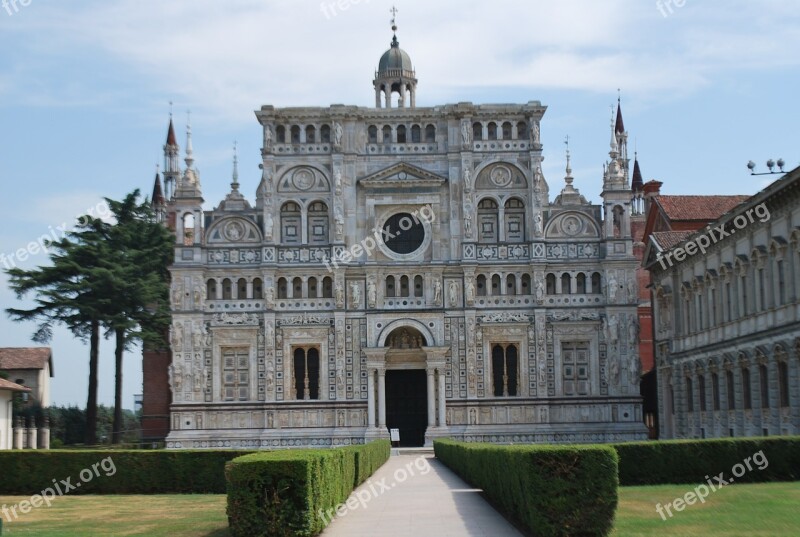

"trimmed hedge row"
[612,436,800,486]
[225,440,390,537]
[0,450,254,494]
[434,439,618,537]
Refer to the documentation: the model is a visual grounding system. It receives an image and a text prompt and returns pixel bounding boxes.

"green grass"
[613,481,800,536]
[1,482,798,536]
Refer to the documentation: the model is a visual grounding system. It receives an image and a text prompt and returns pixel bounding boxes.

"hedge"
[0,450,254,494]
[612,436,800,486]
[434,439,618,537]
[225,440,390,537]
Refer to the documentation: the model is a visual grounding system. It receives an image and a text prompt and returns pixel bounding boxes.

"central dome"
[377,36,415,78]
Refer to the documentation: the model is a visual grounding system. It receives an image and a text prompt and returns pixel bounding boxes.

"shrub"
[434,439,618,537]
[613,436,800,486]
[0,450,253,494]
[225,440,390,537]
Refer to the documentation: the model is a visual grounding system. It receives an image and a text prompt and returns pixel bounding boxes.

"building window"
[546,274,556,295]
[742,368,752,410]
[504,198,525,242]
[206,279,216,300]
[491,344,519,397]
[320,124,331,143]
[687,377,694,412]
[222,278,232,300]
[476,274,487,296]
[562,342,590,396]
[778,361,790,407]
[280,202,301,244]
[740,273,748,316]
[487,122,497,140]
[290,125,301,143]
[576,273,587,294]
[400,275,410,297]
[322,277,333,298]
[276,125,286,143]
[591,272,602,294]
[414,275,423,298]
[777,260,786,306]
[396,125,407,143]
[411,124,421,143]
[698,375,707,411]
[277,278,288,299]
[472,122,483,141]
[307,201,329,244]
[506,274,517,295]
[222,348,249,401]
[382,125,392,143]
[560,273,572,295]
[521,274,531,294]
[758,267,766,310]
[516,121,527,140]
[305,125,316,143]
[712,373,720,411]
[237,278,247,299]
[383,213,425,255]
[726,370,735,410]
[759,364,769,409]
[307,277,318,299]
[710,288,717,327]
[477,199,499,243]
[368,125,378,143]
[293,347,320,400]
[725,281,733,322]
[385,276,396,298]
[491,274,501,296]
[501,121,512,140]
[425,124,436,142]
[293,277,303,298]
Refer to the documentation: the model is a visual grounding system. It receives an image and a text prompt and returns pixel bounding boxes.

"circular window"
[382,213,425,255]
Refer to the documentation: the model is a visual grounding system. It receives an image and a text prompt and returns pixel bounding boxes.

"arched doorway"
[383,326,428,447]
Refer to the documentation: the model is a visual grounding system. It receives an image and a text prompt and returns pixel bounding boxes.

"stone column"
[367,369,376,428]
[438,369,446,427]
[378,369,387,428]
[27,418,37,450]
[13,417,23,449]
[38,415,50,450]
[427,368,436,427]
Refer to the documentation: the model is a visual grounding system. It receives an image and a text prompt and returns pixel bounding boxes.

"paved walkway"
[321,454,523,537]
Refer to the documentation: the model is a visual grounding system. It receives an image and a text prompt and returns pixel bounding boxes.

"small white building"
[0,347,53,408]
[0,378,30,450]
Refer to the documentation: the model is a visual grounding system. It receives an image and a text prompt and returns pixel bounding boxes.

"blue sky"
[1,0,798,407]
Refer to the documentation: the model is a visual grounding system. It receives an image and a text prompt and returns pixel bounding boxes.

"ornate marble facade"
[160,31,647,449]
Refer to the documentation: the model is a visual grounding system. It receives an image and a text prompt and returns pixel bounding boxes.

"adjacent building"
[0,347,53,408]
[148,25,648,448]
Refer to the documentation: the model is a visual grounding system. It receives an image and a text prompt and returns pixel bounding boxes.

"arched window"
[276,125,286,143]
[290,125,301,143]
[222,278,232,300]
[577,273,587,294]
[726,370,736,410]
[237,278,248,299]
[253,278,263,299]
[478,198,499,243]
[414,275,423,298]
[561,273,572,295]
[307,277,318,299]
[487,122,497,140]
[504,198,525,242]
[521,274,531,295]
[206,279,216,300]
[698,374,706,411]
[400,275,410,297]
[491,274,501,296]
[506,274,517,295]
[277,278,288,299]
[712,372,720,411]
[386,276,396,298]
[779,360,790,407]
[516,121,528,140]
[477,274,487,297]
[686,377,694,411]
[759,364,769,409]
[501,121,512,140]
[305,125,316,143]
[368,125,378,143]
[280,202,301,244]
[322,277,333,298]
[182,213,195,246]
[612,205,624,238]
[382,125,392,143]
[472,122,483,141]
[307,201,329,244]
[546,274,556,295]
[396,125,407,143]
[591,272,602,294]
[425,124,436,142]
[320,124,331,143]
[742,367,752,409]
[411,124,421,143]
[492,344,519,397]
[293,347,320,400]
[292,277,303,299]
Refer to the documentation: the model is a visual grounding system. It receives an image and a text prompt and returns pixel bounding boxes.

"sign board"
[390,428,400,442]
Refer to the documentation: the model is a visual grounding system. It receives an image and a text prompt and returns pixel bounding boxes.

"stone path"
[321,454,523,537]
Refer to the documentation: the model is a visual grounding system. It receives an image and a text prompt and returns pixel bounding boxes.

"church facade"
[157,29,648,449]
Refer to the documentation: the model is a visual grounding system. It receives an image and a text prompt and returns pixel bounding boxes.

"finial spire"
[609,105,619,156]
[231,141,240,192]
[185,110,194,169]
[390,6,399,46]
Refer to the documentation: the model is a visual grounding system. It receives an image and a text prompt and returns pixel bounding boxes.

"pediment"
[358,162,447,189]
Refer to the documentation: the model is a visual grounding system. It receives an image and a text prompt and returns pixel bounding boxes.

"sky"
[0,0,798,408]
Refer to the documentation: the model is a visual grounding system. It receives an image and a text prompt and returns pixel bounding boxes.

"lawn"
[0,482,798,536]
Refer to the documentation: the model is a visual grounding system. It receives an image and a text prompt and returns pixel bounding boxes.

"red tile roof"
[655,195,749,222]
[651,231,694,250]
[0,348,52,371]
[0,377,31,392]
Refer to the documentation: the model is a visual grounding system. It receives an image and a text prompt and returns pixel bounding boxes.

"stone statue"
[627,278,637,303]
[350,282,361,309]
[609,355,620,386]
[463,167,472,191]
[264,125,273,148]
[265,286,275,309]
[628,318,640,347]
[171,282,182,309]
[465,279,475,305]
[171,322,184,349]
[265,211,274,240]
[531,119,540,144]
[334,207,344,239]
[171,360,183,391]
[607,314,619,344]
[448,280,459,307]
[265,321,274,346]
[333,122,343,148]
[192,322,203,350]
[433,279,442,305]
[461,122,471,146]
[334,170,343,196]
[464,211,472,238]
[535,275,545,303]
[367,279,377,308]
[202,366,209,389]
[606,273,618,303]
[335,282,345,309]
[534,213,544,236]
[629,354,641,386]
[538,359,547,384]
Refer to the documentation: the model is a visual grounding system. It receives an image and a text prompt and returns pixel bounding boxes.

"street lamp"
[747,158,785,175]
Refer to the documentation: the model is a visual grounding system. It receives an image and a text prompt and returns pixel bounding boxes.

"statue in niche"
[267,412,274,429]
[171,282,182,309]
[469,408,477,425]
[629,354,641,386]
[534,213,544,237]
[606,272,618,303]
[607,314,619,345]
[433,279,442,305]
[265,321,274,346]
[465,279,475,305]
[350,282,361,309]
[531,119,541,144]
[333,122,344,148]
[337,410,345,427]
[202,366,209,389]
[628,318,640,347]
[171,322,184,349]
[461,122,471,146]
[265,286,275,309]
[169,360,183,391]
[464,211,472,238]
[367,279,377,308]
[627,278,637,303]
[192,322,203,350]
[335,282,345,309]
[265,211,274,240]
[334,170,343,196]
[193,279,203,306]
[334,208,344,239]
[448,280,459,307]
[463,167,472,191]
[264,125,273,149]
[538,359,547,384]
[468,365,476,389]
[535,275,545,303]
[608,355,620,386]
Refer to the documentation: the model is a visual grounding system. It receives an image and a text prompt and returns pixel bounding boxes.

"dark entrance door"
[385,369,427,447]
